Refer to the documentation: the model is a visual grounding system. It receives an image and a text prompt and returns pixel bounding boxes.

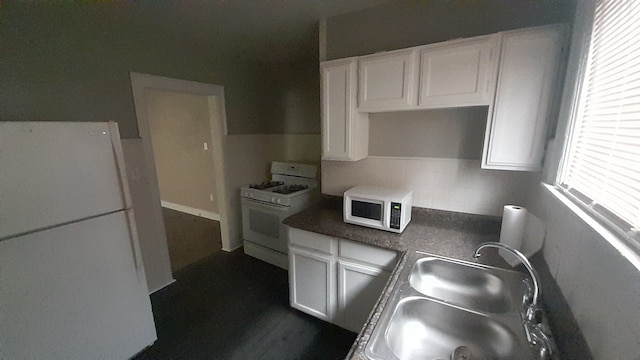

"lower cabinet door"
[337,259,391,333]
[289,246,336,322]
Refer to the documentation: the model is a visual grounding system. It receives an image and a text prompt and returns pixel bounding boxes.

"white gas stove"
[241,162,318,269]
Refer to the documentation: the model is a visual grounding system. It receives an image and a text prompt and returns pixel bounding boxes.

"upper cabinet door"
[418,35,498,108]
[483,25,566,171]
[358,50,419,112]
[321,59,369,161]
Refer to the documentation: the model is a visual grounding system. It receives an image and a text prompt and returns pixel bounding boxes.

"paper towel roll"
[499,205,527,266]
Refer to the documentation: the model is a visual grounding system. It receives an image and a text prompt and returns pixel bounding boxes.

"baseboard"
[160,200,220,221]
[222,242,244,252]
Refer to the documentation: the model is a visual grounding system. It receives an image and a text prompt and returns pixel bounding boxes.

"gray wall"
[258,57,321,134]
[326,0,576,60]
[0,2,320,137]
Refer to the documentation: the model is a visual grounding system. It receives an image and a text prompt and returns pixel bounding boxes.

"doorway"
[130,73,231,274]
[145,89,221,271]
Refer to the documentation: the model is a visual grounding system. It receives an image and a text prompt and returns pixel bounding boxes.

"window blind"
[560,0,640,243]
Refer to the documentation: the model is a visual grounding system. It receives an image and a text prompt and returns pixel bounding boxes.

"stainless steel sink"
[384,297,526,360]
[408,256,513,313]
[365,251,535,360]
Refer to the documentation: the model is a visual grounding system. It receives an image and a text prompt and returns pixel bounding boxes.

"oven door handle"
[241,197,290,210]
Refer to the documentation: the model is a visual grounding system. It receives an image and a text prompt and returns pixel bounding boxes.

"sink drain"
[451,345,473,360]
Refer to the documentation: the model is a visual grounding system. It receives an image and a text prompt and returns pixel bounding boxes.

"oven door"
[241,197,291,253]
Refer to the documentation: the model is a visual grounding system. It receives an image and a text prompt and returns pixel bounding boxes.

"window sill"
[542,182,640,271]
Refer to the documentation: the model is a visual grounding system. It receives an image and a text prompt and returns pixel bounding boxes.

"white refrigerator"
[0,122,157,359]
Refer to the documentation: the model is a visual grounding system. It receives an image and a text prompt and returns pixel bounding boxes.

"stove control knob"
[271,197,276,203]
[276,198,281,204]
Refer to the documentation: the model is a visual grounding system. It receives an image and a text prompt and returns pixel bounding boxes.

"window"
[559,0,640,246]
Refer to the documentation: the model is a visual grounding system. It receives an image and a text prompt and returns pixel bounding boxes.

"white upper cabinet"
[418,35,498,108]
[358,49,419,112]
[483,25,566,171]
[321,58,369,161]
[321,24,567,167]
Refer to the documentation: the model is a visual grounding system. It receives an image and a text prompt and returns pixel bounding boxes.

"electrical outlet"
[209,193,214,202]
[204,142,208,151]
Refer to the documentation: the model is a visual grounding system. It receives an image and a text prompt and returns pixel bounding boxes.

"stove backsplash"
[321,157,540,217]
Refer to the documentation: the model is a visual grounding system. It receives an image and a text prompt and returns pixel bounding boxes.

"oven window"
[249,208,281,238]
[351,200,382,221]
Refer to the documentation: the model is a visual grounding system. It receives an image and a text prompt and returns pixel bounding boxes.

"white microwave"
[343,186,412,233]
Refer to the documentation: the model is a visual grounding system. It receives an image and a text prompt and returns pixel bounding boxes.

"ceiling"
[152,0,394,62]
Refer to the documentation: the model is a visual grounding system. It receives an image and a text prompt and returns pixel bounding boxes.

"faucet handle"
[530,323,558,360]
[526,305,544,324]
[521,278,534,307]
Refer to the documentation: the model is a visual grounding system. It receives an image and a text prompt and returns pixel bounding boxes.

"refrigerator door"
[0,210,156,360]
[0,122,126,240]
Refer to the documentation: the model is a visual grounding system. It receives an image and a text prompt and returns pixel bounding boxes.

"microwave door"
[351,200,383,221]
[348,198,386,229]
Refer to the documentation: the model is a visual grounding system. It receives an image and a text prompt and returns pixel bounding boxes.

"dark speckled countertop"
[283,197,593,360]
[283,197,504,263]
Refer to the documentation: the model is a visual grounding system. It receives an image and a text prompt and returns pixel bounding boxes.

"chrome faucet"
[473,242,558,359]
[473,242,541,307]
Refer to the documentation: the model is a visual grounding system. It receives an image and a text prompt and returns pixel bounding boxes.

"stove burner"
[272,184,308,194]
[250,181,284,190]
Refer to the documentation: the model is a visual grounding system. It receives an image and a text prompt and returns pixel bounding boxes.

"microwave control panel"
[390,202,402,229]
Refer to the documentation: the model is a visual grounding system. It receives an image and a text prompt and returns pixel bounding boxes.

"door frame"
[130,72,233,252]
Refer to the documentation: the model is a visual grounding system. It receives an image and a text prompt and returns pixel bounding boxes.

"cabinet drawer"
[339,239,397,271]
[288,227,337,255]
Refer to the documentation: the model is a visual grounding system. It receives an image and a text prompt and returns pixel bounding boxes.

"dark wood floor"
[134,249,356,360]
[162,208,222,272]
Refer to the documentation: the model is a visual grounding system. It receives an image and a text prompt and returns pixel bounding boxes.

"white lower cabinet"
[337,260,390,333]
[289,246,335,321]
[288,227,397,332]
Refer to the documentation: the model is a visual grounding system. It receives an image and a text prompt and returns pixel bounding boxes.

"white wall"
[322,157,538,216]
[526,184,640,358]
[223,134,321,251]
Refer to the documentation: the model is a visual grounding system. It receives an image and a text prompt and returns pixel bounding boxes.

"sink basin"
[365,251,534,360]
[408,256,512,313]
[383,297,524,360]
